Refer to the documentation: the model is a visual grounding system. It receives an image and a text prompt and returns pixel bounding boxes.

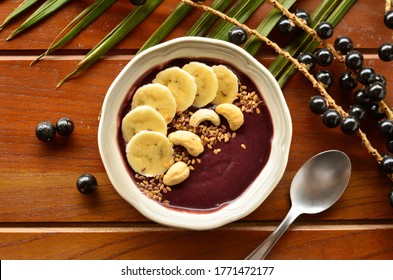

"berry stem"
[265,0,343,61]
[386,0,392,13]
[268,0,393,132]
[181,0,390,179]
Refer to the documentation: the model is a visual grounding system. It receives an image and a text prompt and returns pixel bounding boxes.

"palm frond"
[207,0,264,40]
[186,0,234,36]
[32,0,117,64]
[138,0,235,54]
[0,0,39,30]
[138,1,193,54]
[243,0,297,56]
[271,0,357,87]
[7,0,72,40]
[57,0,163,87]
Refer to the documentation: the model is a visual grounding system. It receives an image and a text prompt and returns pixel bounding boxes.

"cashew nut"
[189,108,221,127]
[163,161,190,186]
[215,103,244,131]
[168,130,204,157]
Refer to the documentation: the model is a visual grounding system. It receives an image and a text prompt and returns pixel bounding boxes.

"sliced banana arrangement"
[211,65,239,105]
[126,131,174,177]
[121,105,167,142]
[182,61,219,107]
[153,66,197,113]
[131,83,176,124]
[120,59,260,196]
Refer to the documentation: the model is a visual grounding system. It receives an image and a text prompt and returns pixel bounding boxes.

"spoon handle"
[245,207,301,260]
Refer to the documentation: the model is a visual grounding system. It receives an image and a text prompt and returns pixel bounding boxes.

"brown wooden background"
[0,0,392,259]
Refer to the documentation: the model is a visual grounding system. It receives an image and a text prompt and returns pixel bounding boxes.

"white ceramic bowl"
[98,37,292,230]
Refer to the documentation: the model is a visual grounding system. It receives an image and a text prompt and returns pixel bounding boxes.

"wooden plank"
[1,224,392,259]
[0,0,391,52]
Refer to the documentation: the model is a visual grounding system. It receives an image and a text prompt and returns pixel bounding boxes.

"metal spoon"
[245,150,351,260]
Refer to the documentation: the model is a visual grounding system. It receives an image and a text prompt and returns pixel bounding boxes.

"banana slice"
[211,65,239,105]
[153,66,197,112]
[215,103,244,131]
[189,108,220,127]
[121,105,167,142]
[168,130,204,157]
[126,131,174,177]
[182,62,219,107]
[131,83,176,124]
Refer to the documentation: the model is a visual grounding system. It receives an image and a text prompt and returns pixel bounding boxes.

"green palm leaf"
[272,0,357,87]
[7,0,72,40]
[32,0,117,64]
[58,0,163,87]
[207,0,264,40]
[137,1,193,54]
[138,0,234,54]
[243,0,297,56]
[187,0,234,36]
[0,0,40,31]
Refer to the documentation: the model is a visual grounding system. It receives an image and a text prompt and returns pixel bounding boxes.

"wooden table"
[1,0,393,260]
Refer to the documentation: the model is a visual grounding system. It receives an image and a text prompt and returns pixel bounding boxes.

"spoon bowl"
[290,150,351,214]
[245,150,351,260]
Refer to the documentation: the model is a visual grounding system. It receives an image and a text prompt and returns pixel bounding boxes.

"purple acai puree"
[118,58,274,212]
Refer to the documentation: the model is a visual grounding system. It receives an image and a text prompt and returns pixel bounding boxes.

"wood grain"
[0,0,393,259]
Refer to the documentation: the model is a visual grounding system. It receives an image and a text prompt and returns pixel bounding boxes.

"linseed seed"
[241,144,247,150]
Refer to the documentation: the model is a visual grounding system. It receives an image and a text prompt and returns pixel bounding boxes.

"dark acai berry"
[354,88,371,105]
[386,139,393,153]
[297,52,316,70]
[35,121,56,142]
[348,104,366,121]
[380,155,393,174]
[384,10,393,29]
[315,70,333,88]
[388,189,393,208]
[76,173,98,194]
[129,0,147,5]
[367,103,386,119]
[345,50,364,70]
[377,119,393,139]
[277,16,295,34]
[309,95,328,114]
[334,36,353,55]
[369,73,387,88]
[367,81,386,102]
[295,9,311,25]
[316,21,334,39]
[228,26,248,45]
[322,109,341,128]
[357,67,376,85]
[340,116,360,135]
[314,48,334,67]
[56,117,74,136]
[339,71,358,90]
[378,42,393,62]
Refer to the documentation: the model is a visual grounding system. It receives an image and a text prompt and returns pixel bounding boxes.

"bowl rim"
[98,36,292,230]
